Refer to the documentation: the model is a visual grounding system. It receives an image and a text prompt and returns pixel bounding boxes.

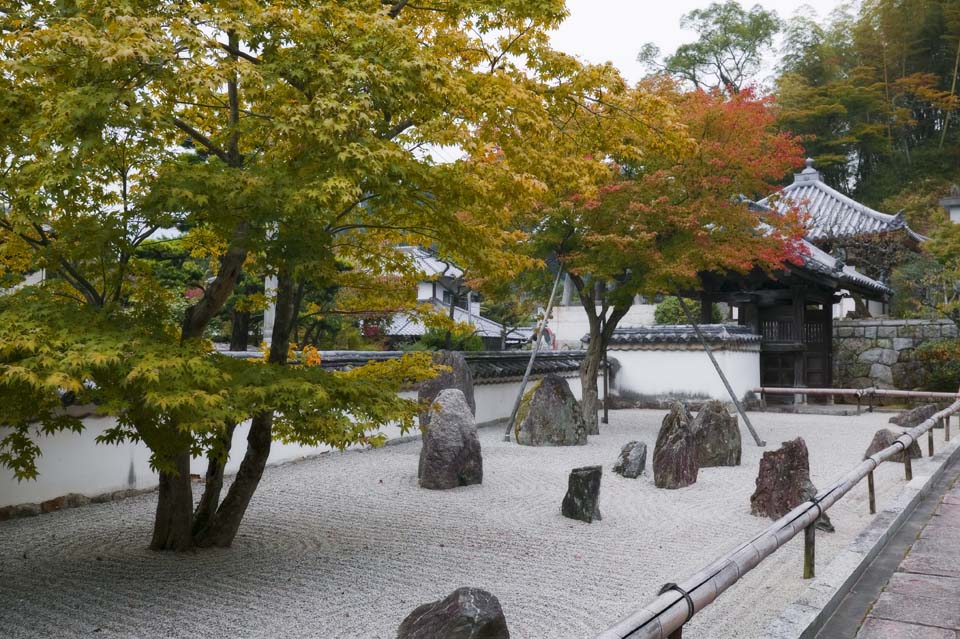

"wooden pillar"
[867,470,876,514]
[929,427,935,457]
[823,302,834,391]
[700,291,713,325]
[792,288,807,402]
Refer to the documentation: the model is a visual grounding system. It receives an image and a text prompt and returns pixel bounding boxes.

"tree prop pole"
[675,296,765,447]
[504,268,564,442]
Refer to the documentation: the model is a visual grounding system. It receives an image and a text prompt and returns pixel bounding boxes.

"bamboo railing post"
[929,427,935,457]
[803,523,816,579]
[867,470,876,514]
[905,453,913,481]
[947,416,952,442]
[668,628,683,639]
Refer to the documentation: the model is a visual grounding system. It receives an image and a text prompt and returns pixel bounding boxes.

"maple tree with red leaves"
[531,84,807,432]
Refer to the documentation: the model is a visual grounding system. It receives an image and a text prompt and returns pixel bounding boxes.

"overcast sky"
[551,1,855,85]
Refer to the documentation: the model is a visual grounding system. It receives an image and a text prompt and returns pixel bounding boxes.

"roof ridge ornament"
[794,157,820,184]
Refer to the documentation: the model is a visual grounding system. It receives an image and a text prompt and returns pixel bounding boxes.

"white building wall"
[610,348,760,402]
[551,305,656,348]
[0,376,583,507]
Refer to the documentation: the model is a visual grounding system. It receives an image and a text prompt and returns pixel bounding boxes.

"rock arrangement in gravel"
[750,437,833,532]
[397,587,510,639]
[419,351,476,427]
[691,400,741,467]
[0,488,152,522]
[613,441,647,478]
[889,404,939,429]
[863,428,922,462]
[561,465,602,523]
[652,402,699,489]
[418,389,482,490]
[514,375,587,447]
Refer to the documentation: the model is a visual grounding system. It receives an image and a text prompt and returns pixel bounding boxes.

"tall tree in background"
[774,0,960,230]
[639,1,781,94]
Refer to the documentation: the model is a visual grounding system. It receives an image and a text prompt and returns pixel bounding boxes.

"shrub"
[913,338,960,391]
[654,297,722,324]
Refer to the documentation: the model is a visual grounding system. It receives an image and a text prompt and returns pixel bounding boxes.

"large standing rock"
[750,438,832,532]
[561,465,602,523]
[514,375,587,446]
[418,389,482,490]
[397,587,510,639]
[652,402,699,489]
[864,428,922,462]
[613,441,647,479]
[419,351,476,427]
[691,401,741,467]
[890,404,939,428]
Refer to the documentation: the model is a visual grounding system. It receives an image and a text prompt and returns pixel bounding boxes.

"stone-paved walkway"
[856,479,960,638]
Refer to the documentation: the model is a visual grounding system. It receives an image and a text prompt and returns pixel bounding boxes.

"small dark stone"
[397,587,510,639]
[890,404,939,428]
[561,465,602,523]
[64,493,90,508]
[864,428,922,462]
[514,375,587,447]
[419,351,476,427]
[691,401,741,467]
[750,438,832,532]
[613,441,647,479]
[40,496,68,513]
[418,389,482,490]
[652,402,699,489]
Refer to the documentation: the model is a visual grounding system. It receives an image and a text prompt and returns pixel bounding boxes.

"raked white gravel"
[0,409,917,638]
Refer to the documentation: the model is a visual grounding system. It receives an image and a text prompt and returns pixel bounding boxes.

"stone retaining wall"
[833,319,958,390]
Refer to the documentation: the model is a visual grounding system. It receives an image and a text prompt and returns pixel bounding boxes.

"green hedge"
[913,339,960,392]
[654,297,722,325]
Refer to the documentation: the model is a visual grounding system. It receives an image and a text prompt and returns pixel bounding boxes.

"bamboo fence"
[595,395,960,639]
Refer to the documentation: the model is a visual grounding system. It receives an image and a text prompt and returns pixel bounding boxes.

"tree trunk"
[229,309,250,351]
[194,412,274,548]
[192,423,237,538]
[150,452,194,552]
[194,272,300,548]
[580,335,603,436]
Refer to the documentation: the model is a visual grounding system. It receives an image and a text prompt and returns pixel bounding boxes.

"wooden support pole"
[504,268,563,442]
[867,470,876,515]
[668,629,683,639]
[947,416,951,442]
[929,427,935,457]
[905,453,913,481]
[803,523,816,579]
[675,296,765,447]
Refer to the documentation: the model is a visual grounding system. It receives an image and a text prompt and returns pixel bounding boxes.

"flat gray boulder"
[514,375,587,446]
[890,404,939,429]
[561,465,602,523]
[397,587,510,639]
[613,441,647,479]
[692,401,741,467]
[653,402,699,489]
[418,389,482,490]
[419,351,476,427]
[864,428,922,462]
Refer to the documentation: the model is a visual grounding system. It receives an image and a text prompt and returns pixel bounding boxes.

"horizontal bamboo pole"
[755,386,960,400]
[595,399,960,639]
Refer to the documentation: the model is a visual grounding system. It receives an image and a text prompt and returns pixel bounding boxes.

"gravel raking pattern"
[0,409,909,638]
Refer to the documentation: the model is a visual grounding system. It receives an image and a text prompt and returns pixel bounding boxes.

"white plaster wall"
[0,378,585,507]
[833,294,886,319]
[551,305,656,348]
[610,348,759,402]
